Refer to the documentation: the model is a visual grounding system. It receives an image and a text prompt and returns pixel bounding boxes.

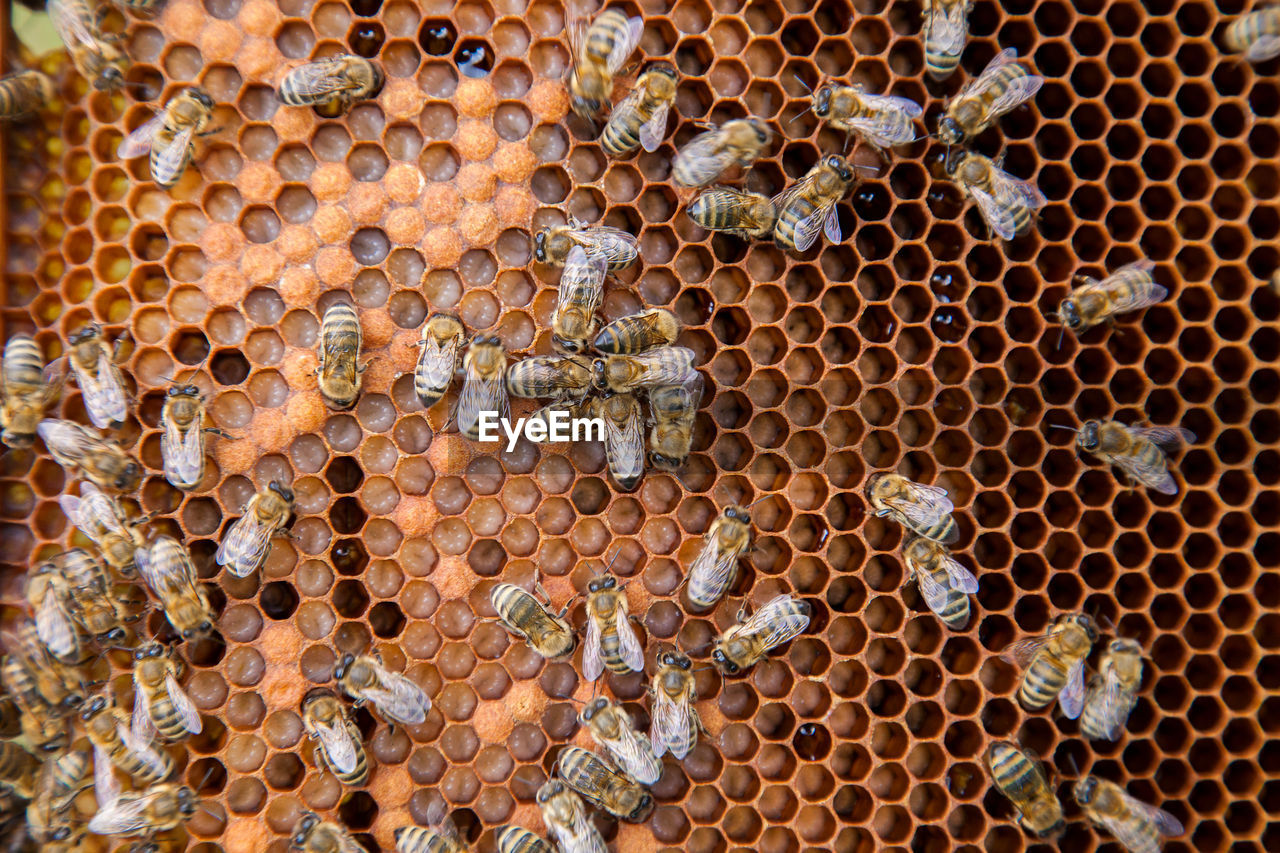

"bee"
[866,472,959,544]
[579,697,662,785]
[591,346,697,394]
[582,574,644,680]
[688,186,778,239]
[686,504,752,611]
[649,650,700,759]
[489,581,576,659]
[938,47,1043,144]
[290,811,367,852]
[552,246,608,353]
[64,323,128,431]
[1,637,74,752]
[159,383,223,491]
[1051,260,1167,337]
[812,83,923,157]
[534,220,640,271]
[648,374,702,472]
[32,549,129,655]
[456,335,509,442]
[983,741,1064,839]
[567,7,643,120]
[333,651,431,726]
[26,561,84,664]
[591,393,644,491]
[0,70,55,120]
[1074,776,1184,853]
[495,826,555,853]
[414,314,465,408]
[59,481,149,577]
[1000,612,1098,718]
[393,801,466,853]
[37,420,141,492]
[1224,8,1280,62]
[601,62,677,156]
[81,694,173,784]
[1080,639,1144,742]
[316,303,365,410]
[49,0,127,90]
[772,154,856,252]
[0,742,39,797]
[131,642,201,742]
[922,0,972,80]
[903,536,978,630]
[215,480,295,577]
[505,354,594,402]
[537,780,607,853]
[556,745,653,822]
[672,117,772,187]
[26,748,90,844]
[117,88,218,189]
[301,687,369,787]
[87,771,197,839]
[592,308,680,355]
[134,535,215,641]
[0,333,62,447]
[946,150,1046,241]
[278,55,384,116]
[711,594,811,676]
[1070,419,1196,496]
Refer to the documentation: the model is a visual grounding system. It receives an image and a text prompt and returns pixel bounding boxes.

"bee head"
[648,61,678,82]
[1057,298,1082,330]
[711,648,737,674]
[333,652,356,681]
[580,697,608,721]
[69,324,101,345]
[189,87,215,109]
[937,115,963,146]
[367,62,386,97]
[748,117,771,144]
[269,480,296,503]
[571,93,605,118]
[665,651,692,670]
[943,146,967,177]
[552,333,583,353]
[97,627,127,646]
[97,67,125,92]
[813,84,833,117]
[292,812,321,847]
[1076,420,1101,451]
[1073,776,1099,805]
[81,695,108,720]
[724,505,750,524]
[587,576,615,593]
[134,641,163,660]
[1072,613,1100,642]
[115,462,140,490]
[590,358,609,390]
[0,429,34,448]
[824,154,853,182]
[536,780,564,803]
[50,828,71,842]
[176,785,198,815]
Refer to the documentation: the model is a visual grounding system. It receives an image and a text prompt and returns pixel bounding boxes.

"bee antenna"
[745,495,770,510]
[1064,751,1082,778]
[792,73,814,94]
[1047,423,1078,432]
[604,549,622,573]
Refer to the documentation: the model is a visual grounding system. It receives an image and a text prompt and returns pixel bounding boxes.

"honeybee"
[938,47,1043,144]
[946,150,1046,241]
[301,687,368,787]
[601,62,677,156]
[556,746,654,822]
[65,323,128,431]
[591,346,697,394]
[278,55,384,116]
[583,574,644,680]
[131,642,201,742]
[579,698,661,785]
[1224,8,1280,62]
[1074,776,1184,853]
[1,636,74,752]
[291,811,367,852]
[552,246,608,353]
[0,70,55,120]
[414,314,465,408]
[59,481,149,576]
[49,0,127,90]
[983,741,1064,839]
[456,335,509,442]
[88,769,197,839]
[534,220,640,271]
[649,650,700,759]
[866,472,959,544]
[117,88,218,189]
[592,308,680,355]
[495,825,555,853]
[26,748,90,844]
[0,742,39,797]
[903,536,978,630]
[215,480,295,577]
[1000,612,1098,718]
[0,333,62,447]
[1080,639,1144,742]
[37,420,141,492]
[1051,260,1167,337]
[922,0,971,79]
[772,154,856,252]
[688,186,778,238]
[505,354,593,402]
[134,535,214,641]
[334,651,431,726]
[591,393,644,491]
[394,801,465,853]
[316,303,365,410]
[33,548,129,653]
[567,7,643,120]
[489,581,576,659]
[537,780,607,853]
[711,594,811,676]
[672,117,772,187]
[686,504,752,611]
[648,374,701,472]
[26,562,84,664]
[812,83,923,157]
[159,383,221,491]
[81,694,173,784]
[1070,419,1195,495]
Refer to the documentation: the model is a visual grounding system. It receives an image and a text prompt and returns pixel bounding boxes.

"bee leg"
[111,330,133,363]
[204,427,234,439]
[358,359,372,374]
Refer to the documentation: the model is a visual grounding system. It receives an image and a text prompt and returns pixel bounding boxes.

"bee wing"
[614,728,662,784]
[913,565,953,616]
[1113,790,1185,838]
[1112,431,1189,495]
[364,670,430,724]
[636,347,698,386]
[790,199,835,253]
[941,554,979,594]
[990,168,1047,211]
[650,687,686,759]
[885,482,955,525]
[1059,659,1086,719]
[92,744,121,807]
[926,1,968,53]
[639,97,672,153]
[313,717,360,774]
[1126,426,1195,448]
[986,73,1043,115]
[972,46,1019,84]
[78,357,129,430]
[117,115,164,159]
[215,512,273,577]
[89,790,156,836]
[1089,672,1128,740]
[163,416,205,488]
[457,364,509,433]
[603,399,645,486]
[838,115,920,149]
[856,92,925,119]
[48,0,101,51]
[1104,262,1167,314]
[580,225,640,253]
[559,246,607,311]
[744,596,809,649]
[607,16,645,74]
[615,615,646,673]
[582,611,605,681]
[1245,35,1280,62]
[117,719,172,777]
[417,333,459,396]
[823,202,843,245]
[132,680,158,742]
[999,633,1053,668]
[688,535,741,605]
[164,670,203,735]
[674,129,737,186]
[33,580,78,660]
[969,186,1019,241]
[285,61,352,98]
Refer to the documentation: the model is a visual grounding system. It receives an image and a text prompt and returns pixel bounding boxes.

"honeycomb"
[0,0,1275,851]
